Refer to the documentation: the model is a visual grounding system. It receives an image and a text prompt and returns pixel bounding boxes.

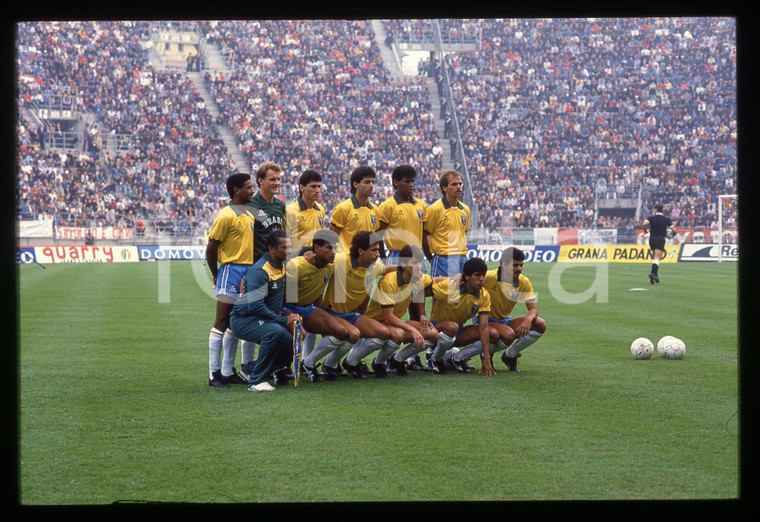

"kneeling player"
[427,257,496,376]
[450,247,546,372]
[364,245,440,377]
[284,229,360,382]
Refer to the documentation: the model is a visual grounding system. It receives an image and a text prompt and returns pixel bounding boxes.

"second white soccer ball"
[631,337,654,360]
[658,337,686,359]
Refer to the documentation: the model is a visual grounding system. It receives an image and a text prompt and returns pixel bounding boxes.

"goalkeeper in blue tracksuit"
[230,230,302,392]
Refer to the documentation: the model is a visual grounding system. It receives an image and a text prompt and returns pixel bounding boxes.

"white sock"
[346,337,385,366]
[491,339,510,354]
[302,332,318,358]
[453,341,483,362]
[396,340,428,362]
[221,329,239,376]
[304,335,342,367]
[208,328,224,376]
[241,340,256,365]
[324,339,352,369]
[431,333,455,362]
[506,331,543,357]
[375,340,400,364]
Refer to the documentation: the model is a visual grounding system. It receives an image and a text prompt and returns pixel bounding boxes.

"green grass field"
[18,260,739,504]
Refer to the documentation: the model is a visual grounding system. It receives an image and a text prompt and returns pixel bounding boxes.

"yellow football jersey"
[321,252,384,313]
[284,255,333,306]
[429,278,490,325]
[377,194,427,251]
[207,204,256,265]
[424,197,470,256]
[284,198,326,251]
[484,269,536,320]
[365,271,432,320]
[330,196,379,253]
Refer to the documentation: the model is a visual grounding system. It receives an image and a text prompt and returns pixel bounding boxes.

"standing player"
[642,203,674,284]
[377,165,427,267]
[284,169,326,255]
[320,230,394,379]
[230,230,301,392]
[205,173,255,388]
[427,257,496,376]
[424,170,470,278]
[284,229,361,383]
[365,245,440,377]
[448,247,546,372]
[329,166,380,254]
[284,169,327,359]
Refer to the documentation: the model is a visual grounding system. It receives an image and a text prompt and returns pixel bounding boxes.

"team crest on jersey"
[318,217,324,227]
[470,304,480,314]
[271,281,278,290]
[365,274,375,287]
[417,210,424,220]
[510,290,520,301]
[324,273,330,283]
[370,215,377,227]
[461,216,468,226]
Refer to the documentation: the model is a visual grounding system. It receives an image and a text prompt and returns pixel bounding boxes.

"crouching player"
[230,230,300,392]
[428,257,496,376]
[449,247,546,372]
[284,229,360,383]
[364,245,439,377]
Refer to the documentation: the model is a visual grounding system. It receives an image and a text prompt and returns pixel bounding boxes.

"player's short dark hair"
[439,170,462,194]
[462,257,487,277]
[299,169,322,187]
[312,228,338,249]
[349,166,376,194]
[398,245,424,265]
[350,230,382,259]
[654,204,664,213]
[501,247,525,264]
[392,165,417,185]
[255,161,282,186]
[266,229,288,250]
[226,173,251,198]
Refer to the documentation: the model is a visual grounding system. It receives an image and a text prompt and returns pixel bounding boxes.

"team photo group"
[206,162,547,392]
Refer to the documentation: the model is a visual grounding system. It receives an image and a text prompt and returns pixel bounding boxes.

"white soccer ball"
[658,337,686,359]
[631,337,654,360]
[657,336,675,352]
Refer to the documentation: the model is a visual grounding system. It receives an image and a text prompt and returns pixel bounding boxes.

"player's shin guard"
[376,340,400,365]
[506,331,543,357]
[346,337,385,366]
[208,328,224,376]
[304,335,342,367]
[454,341,483,362]
[431,332,455,362]
[302,332,318,358]
[324,339,352,369]
[221,329,239,377]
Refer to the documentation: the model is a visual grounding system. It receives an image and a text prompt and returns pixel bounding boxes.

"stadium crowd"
[16,18,737,236]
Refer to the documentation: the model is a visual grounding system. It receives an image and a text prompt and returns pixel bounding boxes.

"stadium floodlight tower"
[718,194,737,262]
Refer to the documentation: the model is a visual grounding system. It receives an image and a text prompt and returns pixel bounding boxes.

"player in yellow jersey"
[365,245,441,377]
[424,170,471,278]
[283,229,361,383]
[284,170,326,255]
[427,257,496,376]
[449,247,546,372]
[284,169,326,360]
[320,230,395,379]
[205,173,255,388]
[377,165,427,267]
[329,166,380,254]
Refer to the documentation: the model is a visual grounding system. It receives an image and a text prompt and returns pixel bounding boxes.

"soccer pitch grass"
[17,260,739,504]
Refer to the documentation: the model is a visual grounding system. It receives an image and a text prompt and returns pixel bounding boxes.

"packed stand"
[442,17,736,231]
[199,20,443,219]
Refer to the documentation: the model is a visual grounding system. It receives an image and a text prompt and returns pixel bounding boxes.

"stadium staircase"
[186,44,251,174]
[371,20,454,173]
